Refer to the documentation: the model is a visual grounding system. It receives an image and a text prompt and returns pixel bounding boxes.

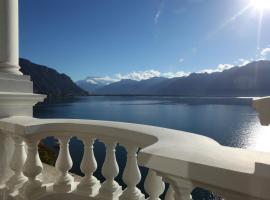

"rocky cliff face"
[19,58,88,98]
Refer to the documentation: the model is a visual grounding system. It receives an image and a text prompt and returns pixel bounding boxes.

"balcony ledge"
[1,116,270,199]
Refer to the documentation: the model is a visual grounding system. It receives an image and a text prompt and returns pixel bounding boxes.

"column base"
[0,63,22,75]
[76,179,101,197]
[97,182,122,200]
[119,188,145,200]
[19,182,47,200]
[53,176,75,193]
[0,73,46,186]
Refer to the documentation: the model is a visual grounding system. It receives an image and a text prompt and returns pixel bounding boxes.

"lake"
[34,96,270,199]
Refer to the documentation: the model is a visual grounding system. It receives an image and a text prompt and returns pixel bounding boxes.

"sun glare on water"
[251,0,270,10]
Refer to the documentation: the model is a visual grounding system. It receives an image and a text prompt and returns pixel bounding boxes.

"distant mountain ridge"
[76,76,115,93]
[90,60,270,96]
[20,58,88,98]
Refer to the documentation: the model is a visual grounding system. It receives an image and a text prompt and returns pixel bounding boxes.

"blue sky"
[19,0,270,81]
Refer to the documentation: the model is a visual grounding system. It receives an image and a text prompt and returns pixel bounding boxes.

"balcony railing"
[0,116,270,200]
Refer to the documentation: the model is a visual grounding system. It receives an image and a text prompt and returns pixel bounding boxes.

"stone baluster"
[172,183,193,200]
[98,139,122,199]
[120,144,144,200]
[161,174,193,200]
[165,185,175,200]
[53,136,74,192]
[144,170,165,200]
[19,138,45,199]
[6,136,27,192]
[77,137,100,196]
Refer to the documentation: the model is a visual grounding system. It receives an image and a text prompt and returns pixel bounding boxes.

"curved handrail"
[1,116,270,199]
[0,116,219,148]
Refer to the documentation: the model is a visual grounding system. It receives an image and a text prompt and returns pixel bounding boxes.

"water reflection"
[245,122,270,152]
[35,96,269,152]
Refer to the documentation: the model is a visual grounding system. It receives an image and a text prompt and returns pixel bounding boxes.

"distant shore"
[88,94,259,98]
[37,95,254,106]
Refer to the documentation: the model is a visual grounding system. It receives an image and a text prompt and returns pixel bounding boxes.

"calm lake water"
[34,96,270,199]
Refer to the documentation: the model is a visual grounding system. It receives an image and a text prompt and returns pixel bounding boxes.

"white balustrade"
[76,137,100,196]
[5,136,27,192]
[53,136,74,192]
[98,139,122,199]
[144,170,165,200]
[1,0,270,197]
[19,138,46,199]
[120,143,144,200]
[1,117,270,200]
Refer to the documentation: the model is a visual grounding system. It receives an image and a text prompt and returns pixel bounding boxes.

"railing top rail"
[1,116,270,198]
[0,116,218,148]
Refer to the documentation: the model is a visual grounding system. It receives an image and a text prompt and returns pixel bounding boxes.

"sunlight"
[245,123,270,152]
[251,0,270,10]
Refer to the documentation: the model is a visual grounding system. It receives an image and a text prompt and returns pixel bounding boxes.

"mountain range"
[19,58,270,98]
[78,60,270,97]
[19,58,88,98]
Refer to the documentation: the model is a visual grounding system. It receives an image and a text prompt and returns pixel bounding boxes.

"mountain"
[76,76,115,93]
[95,77,167,95]
[94,60,270,96]
[19,58,88,98]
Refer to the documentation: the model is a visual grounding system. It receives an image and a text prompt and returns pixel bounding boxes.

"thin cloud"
[154,1,165,24]
[260,47,270,59]
[93,70,190,83]
[200,64,234,74]
[88,63,233,83]
[85,58,260,83]
[116,70,161,81]
[162,71,189,78]
[116,70,190,81]
[236,58,252,66]
[179,58,184,63]
[86,76,118,84]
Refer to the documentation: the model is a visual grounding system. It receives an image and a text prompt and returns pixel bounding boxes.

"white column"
[0,0,45,190]
[0,0,22,75]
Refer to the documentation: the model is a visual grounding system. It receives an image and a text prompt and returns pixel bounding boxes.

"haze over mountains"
[77,60,270,97]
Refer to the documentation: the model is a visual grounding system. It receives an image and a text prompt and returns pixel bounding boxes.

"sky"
[19,0,270,81]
